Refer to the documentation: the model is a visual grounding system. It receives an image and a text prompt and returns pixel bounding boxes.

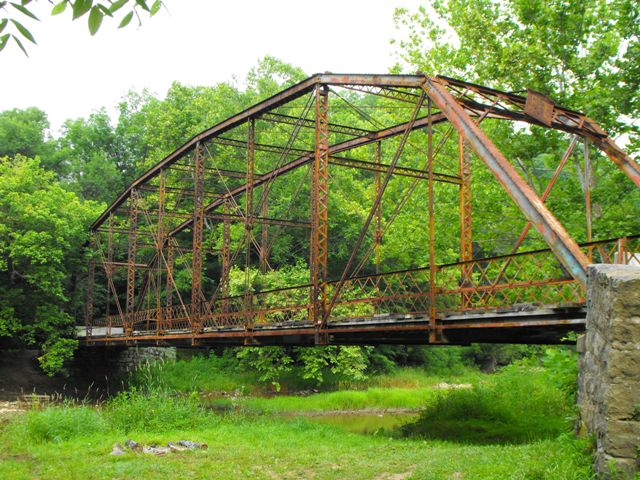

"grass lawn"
[0,417,592,480]
[0,364,595,479]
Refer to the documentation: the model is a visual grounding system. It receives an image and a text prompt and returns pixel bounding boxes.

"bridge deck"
[79,304,585,346]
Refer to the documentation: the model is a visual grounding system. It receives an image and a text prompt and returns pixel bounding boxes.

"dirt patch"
[278,407,421,417]
[432,383,472,390]
[0,401,24,417]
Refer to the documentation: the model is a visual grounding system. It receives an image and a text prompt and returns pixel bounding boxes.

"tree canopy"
[0,1,638,376]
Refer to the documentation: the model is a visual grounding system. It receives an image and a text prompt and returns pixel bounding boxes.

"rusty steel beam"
[106,215,113,335]
[91,75,323,229]
[339,84,424,104]
[191,144,205,333]
[329,156,461,184]
[92,73,638,234]
[423,78,590,286]
[205,212,310,229]
[221,199,231,314]
[374,141,382,313]
[310,86,330,329]
[209,136,312,158]
[459,134,473,309]
[86,252,95,338]
[259,112,373,137]
[166,242,174,316]
[172,164,255,180]
[156,170,166,333]
[244,119,256,334]
[125,189,139,335]
[167,113,449,239]
[591,137,640,187]
[260,196,269,274]
[427,99,438,343]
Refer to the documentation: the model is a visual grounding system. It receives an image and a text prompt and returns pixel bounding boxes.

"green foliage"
[294,346,370,385]
[0,156,102,373]
[129,354,259,394]
[105,388,213,433]
[0,0,164,55]
[0,367,593,479]
[234,347,293,391]
[9,403,107,444]
[393,0,640,251]
[540,347,579,399]
[0,107,53,159]
[403,362,574,444]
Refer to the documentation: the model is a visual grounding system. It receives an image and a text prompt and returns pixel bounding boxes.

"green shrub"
[9,404,107,444]
[403,363,573,444]
[105,388,215,433]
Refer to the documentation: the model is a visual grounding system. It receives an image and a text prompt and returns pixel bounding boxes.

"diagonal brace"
[423,78,590,287]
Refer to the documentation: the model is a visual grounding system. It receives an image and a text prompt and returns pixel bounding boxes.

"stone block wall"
[578,264,640,478]
[116,347,177,372]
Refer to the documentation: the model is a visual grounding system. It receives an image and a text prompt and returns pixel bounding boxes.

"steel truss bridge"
[80,74,640,347]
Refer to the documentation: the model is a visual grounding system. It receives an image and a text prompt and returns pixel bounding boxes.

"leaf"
[135,0,149,12]
[0,33,9,52]
[108,0,127,14]
[71,0,92,20]
[10,19,36,44]
[10,2,39,20]
[12,33,28,56]
[118,10,133,28]
[0,19,7,34]
[88,6,102,35]
[97,5,112,17]
[150,0,161,16]
[51,1,67,15]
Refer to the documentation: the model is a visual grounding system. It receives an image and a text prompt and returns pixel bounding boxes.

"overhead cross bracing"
[80,73,640,347]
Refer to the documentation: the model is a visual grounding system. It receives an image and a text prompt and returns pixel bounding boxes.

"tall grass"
[129,355,260,394]
[3,388,218,447]
[402,362,574,444]
[9,403,107,444]
[105,388,216,433]
[130,353,479,395]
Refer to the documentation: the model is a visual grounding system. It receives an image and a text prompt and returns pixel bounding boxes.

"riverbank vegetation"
[0,348,595,480]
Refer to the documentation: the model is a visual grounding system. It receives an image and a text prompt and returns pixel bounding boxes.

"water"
[304,410,419,435]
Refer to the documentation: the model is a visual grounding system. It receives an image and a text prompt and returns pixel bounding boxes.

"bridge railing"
[83,235,639,337]
[435,235,639,313]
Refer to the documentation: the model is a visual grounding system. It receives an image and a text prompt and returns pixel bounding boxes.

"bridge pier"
[578,264,640,478]
[75,346,177,376]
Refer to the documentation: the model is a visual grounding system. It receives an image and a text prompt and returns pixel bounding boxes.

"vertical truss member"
[126,189,138,337]
[191,143,206,337]
[310,85,330,342]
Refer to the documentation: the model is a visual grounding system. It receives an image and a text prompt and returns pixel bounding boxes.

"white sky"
[1,0,425,133]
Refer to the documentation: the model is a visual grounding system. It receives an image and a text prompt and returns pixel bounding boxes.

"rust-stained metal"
[584,139,593,244]
[191,144,205,333]
[86,248,95,339]
[81,74,639,348]
[525,89,555,126]
[458,133,473,310]
[125,189,138,336]
[260,196,269,274]
[310,85,330,331]
[374,141,382,313]
[156,170,166,334]
[423,77,590,287]
[427,98,438,343]
[244,119,256,338]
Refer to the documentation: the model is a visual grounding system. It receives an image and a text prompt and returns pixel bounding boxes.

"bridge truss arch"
[81,74,640,347]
